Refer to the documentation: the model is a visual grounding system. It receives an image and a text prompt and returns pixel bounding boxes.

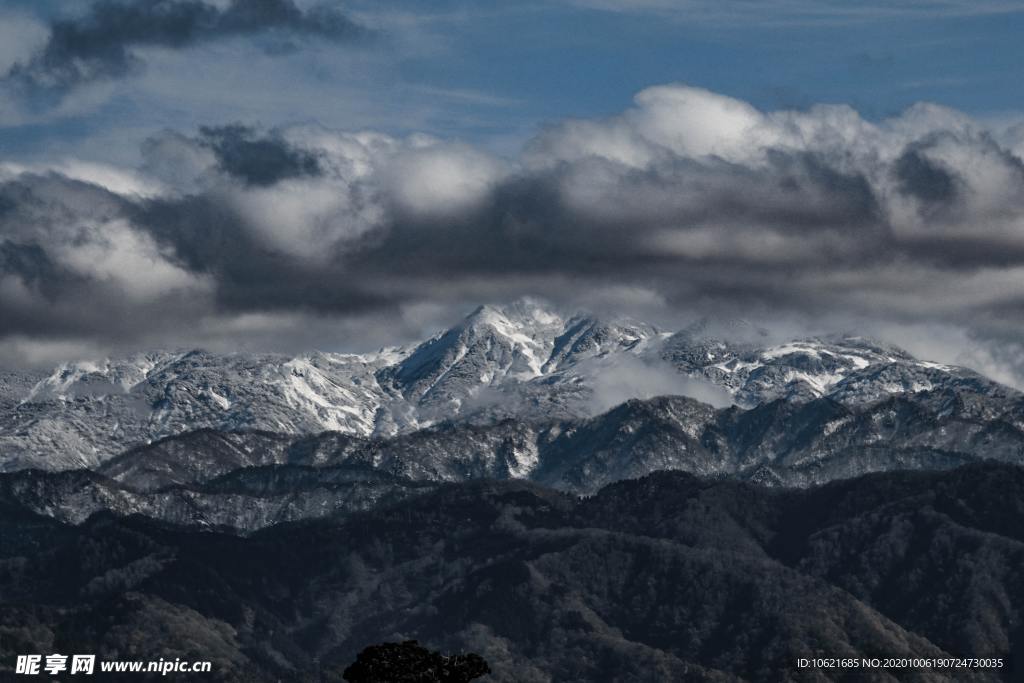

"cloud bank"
[3,0,365,92]
[3,84,1024,378]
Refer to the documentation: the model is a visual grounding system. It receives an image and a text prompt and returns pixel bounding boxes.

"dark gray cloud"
[894,143,959,204]
[0,241,69,299]
[5,0,366,91]
[198,124,323,187]
[135,193,394,314]
[4,84,1024,379]
[0,174,198,339]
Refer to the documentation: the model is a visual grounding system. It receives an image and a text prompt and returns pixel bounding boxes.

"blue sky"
[2,0,1023,162]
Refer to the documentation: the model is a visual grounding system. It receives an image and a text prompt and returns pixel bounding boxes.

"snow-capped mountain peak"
[381,300,566,409]
[0,303,1016,472]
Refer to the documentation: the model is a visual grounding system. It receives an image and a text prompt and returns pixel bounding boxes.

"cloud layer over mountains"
[3,83,1024,376]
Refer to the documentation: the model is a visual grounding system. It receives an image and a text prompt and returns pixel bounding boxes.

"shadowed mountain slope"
[0,463,1020,681]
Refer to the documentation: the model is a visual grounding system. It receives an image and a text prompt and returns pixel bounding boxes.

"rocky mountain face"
[92,388,1024,491]
[0,300,1013,473]
[0,349,405,471]
[1,385,1021,532]
[0,463,1020,682]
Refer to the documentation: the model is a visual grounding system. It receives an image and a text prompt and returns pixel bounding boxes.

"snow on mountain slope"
[380,300,566,408]
[666,331,1002,408]
[543,314,661,372]
[0,349,406,471]
[0,300,1015,471]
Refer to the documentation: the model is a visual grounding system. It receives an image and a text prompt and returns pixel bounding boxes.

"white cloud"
[227,176,383,260]
[53,218,209,301]
[5,81,1024,388]
[383,141,507,217]
[585,354,734,413]
[193,127,509,257]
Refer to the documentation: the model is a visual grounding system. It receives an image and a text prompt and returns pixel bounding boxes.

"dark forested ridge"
[0,462,1021,682]
[6,387,1024,536]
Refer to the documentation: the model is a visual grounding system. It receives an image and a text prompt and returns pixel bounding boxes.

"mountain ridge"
[0,462,1019,681]
[2,383,1022,532]
[1,299,1013,473]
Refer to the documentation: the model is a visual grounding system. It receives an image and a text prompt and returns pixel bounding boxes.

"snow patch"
[206,388,231,410]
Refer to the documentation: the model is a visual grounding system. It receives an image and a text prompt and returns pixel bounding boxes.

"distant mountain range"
[2,382,1023,531]
[2,300,1023,535]
[1,299,1016,475]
